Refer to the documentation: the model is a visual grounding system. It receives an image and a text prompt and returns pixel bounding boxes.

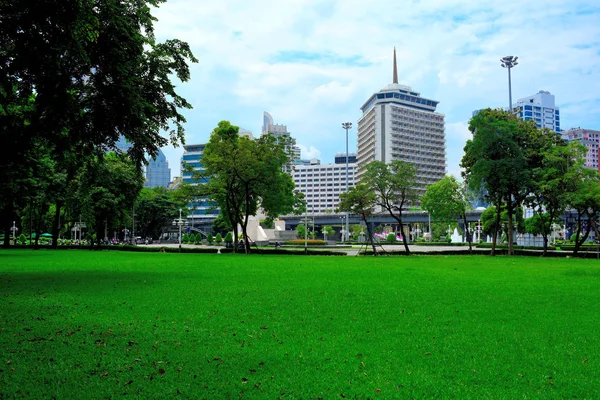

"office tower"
[262,111,301,171]
[561,128,600,171]
[292,153,357,214]
[513,90,560,132]
[144,149,171,188]
[181,143,219,226]
[356,48,446,199]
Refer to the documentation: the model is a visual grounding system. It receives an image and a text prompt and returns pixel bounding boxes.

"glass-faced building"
[144,149,171,188]
[356,49,446,200]
[181,143,219,226]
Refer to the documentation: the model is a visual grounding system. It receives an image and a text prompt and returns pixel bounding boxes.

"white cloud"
[151,0,600,182]
[298,145,322,160]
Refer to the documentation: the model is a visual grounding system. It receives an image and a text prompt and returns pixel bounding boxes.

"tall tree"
[567,170,600,255]
[77,153,144,246]
[134,187,187,240]
[526,140,587,255]
[198,121,303,253]
[1,0,197,240]
[338,183,378,256]
[461,109,531,256]
[422,175,474,252]
[360,160,419,254]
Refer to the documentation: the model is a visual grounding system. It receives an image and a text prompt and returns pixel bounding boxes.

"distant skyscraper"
[561,128,600,171]
[513,90,560,132]
[115,135,133,153]
[144,149,171,188]
[262,111,301,171]
[356,48,446,199]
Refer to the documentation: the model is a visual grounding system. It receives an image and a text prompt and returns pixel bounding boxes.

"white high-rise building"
[356,48,446,199]
[292,154,357,214]
[513,90,560,132]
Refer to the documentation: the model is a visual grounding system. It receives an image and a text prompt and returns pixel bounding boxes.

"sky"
[151,0,600,180]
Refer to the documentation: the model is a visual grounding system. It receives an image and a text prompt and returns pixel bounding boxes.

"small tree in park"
[296,224,307,240]
[321,225,334,241]
[215,233,223,245]
[224,232,233,247]
[206,232,214,245]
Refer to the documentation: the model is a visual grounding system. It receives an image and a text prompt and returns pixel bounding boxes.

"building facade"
[292,154,357,214]
[262,111,301,172]
[513,90,560,132]
[144,149,171,188]
[561,128,600,171]
[356,49,446,199]
[181,143,219,226]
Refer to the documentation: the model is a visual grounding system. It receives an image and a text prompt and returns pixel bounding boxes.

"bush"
[445,234,451,244]
[386,233,396,243]
[570,234,579,242]
[224,232,233,245]
[215,233,222,245]
[206,232,214,245]
[18,233,27,245]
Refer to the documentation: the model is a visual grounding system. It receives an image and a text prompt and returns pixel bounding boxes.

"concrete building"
[262,111,301,172]
[356,48,446,199]
[561,128,600,171]
[292,153,357,214]
[513,90,560,132]
[144,149,171,188]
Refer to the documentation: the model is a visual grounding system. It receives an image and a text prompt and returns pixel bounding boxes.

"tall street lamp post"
[172,208,186,253]
[500,56,518,112]
[342,122,352,245]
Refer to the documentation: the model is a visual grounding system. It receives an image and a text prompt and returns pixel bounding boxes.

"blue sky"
[151,0,600,179]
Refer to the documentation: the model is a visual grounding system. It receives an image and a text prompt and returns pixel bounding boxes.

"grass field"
[1,250,599,399]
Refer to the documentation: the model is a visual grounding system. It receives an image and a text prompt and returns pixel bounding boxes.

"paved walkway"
[144,242,485,255]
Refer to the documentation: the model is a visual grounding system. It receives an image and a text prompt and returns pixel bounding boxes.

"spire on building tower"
[393,47,398,84]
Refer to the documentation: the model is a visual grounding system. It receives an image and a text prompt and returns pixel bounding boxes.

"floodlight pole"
[342,122,352,244]
[500,56,518,112]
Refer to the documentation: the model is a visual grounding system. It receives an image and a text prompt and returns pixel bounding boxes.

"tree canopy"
[195,121,303,253]
[360,160,418,253]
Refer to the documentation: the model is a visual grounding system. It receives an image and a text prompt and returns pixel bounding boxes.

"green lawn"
[1,250,599,398]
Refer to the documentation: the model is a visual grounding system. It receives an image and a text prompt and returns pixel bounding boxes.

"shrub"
[386,233,396,243]
[18,233,27,245]
[570,233,579,242]
[445,234,452,244]
[215,233,223,245]
[224,232,233,245]
[207,232,214,245]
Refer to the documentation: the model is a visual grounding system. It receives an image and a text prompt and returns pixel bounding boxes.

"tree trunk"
[462,213,472,253]
[51,201,62,249]
[242,213,251,254]
[542,235,548,257]
[573,212,591,256]
[491,205,501,256]
[507,207,514,256]
[362,211,377,256]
